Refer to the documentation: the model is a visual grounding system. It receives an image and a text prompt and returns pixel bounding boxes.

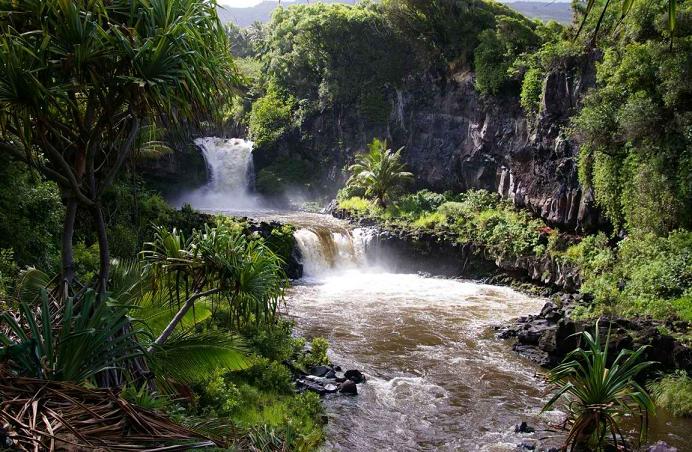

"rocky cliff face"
[274,55,603,231]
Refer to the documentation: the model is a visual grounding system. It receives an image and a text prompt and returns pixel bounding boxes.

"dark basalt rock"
[502,294,692,374]
[309,365,331,378]
[259,52,602,231]
[514,421,535,434]
[344,369,365,384]
[338,380,358,395]
[517,439,537,451]
[296,379,328,396]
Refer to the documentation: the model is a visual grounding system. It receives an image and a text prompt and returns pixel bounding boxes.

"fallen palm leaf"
[0,374,225,451]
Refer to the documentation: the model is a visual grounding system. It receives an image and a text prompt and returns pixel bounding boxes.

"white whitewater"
[174,137,260,211]
[294,227,376,277]
[197,137,254,194]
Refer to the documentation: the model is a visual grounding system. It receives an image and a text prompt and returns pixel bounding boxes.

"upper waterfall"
[173,137,261,211]
[196,137,254,195]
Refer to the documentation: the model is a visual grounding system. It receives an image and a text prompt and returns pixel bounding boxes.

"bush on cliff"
[474,15,543,95]
[249,82,297,151]
[572,0,691,235]
[567,231,692,322]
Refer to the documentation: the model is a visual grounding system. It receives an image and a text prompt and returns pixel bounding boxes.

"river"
[174,137,691,451]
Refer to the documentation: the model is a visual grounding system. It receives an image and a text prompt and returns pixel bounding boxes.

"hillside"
[218,0,573,27]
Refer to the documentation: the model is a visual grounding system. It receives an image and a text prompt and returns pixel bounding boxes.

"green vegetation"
[338,189,546,261]
[346,138,413,208]
[648,371,692,417]
[564,231,692,322]
[571,0,691,235]
[0,0,240,291]
[0,1,322,449]
[474,15,542,95]
[338,188,692,324]
[543,323,655,450]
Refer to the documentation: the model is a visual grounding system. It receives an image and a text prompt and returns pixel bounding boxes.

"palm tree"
[0,0,241,295]
[543,321,656,451]
[346,138,414,208]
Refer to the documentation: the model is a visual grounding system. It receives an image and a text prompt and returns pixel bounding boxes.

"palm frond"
[148,330,249,385]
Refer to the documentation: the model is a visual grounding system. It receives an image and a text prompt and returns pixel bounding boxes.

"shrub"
[572,231,692,321]
[520,66,544,113]
[413,212,446,229]
[543,323,655,450]
[73,242,100,284]
[0,157,62,270]
[299,337,331,369]
[396,190,447,215]
[648,371,692,417]
[475,15,542,95]
[474,29,508,95]
[0,249,18,300]
[264,224,296,263]
[338,197,373,214]
[237,318,302,363]
[195,370,242,416]
[232,356,294,395]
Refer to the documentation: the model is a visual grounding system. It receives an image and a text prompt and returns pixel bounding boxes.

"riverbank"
[330,193,692,377]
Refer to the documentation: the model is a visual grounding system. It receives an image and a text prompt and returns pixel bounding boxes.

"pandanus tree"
[0,0,240,295]
[543,322,656,451]
[346,138,413,208]
[141,224,287,350]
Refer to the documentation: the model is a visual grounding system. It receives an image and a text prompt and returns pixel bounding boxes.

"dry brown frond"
[0,374,224,451]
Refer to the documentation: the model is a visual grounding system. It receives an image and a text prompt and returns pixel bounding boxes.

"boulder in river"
[344,369,365,383]
[296,379,327,395]
[338,380,358,395]
[514,421,535,434]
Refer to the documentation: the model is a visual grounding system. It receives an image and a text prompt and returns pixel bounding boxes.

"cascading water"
[293,226,375,277]
[196,137,255,194]
[173,137,260,211]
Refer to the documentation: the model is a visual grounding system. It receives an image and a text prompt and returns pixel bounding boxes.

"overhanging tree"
[0,0,240,295]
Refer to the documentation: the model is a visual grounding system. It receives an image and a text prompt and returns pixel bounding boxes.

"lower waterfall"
[293,227,375,277]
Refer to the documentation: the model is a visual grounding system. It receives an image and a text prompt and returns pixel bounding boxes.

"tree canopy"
[0,0,241,291]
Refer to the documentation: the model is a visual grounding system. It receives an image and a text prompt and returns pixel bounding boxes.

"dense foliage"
[648,371,692,417]
[338,189,547,261]
[339,188,692,325]
[563,231,692,322]
[571,0,691,235]
[0,0,240,291]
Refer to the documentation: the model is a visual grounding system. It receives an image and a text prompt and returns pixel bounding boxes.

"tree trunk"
[61,197,78,298]
[93,203,110,297]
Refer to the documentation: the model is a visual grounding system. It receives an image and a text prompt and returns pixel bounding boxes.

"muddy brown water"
[212,209,691,451]
[287,271,692,451]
